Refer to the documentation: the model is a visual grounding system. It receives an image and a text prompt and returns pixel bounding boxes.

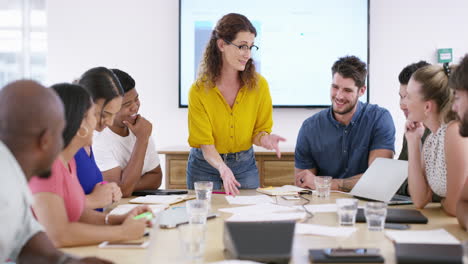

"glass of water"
[314,176,332,198]
[336,198,359,226]
[364,202,387,231]
[194,181,213,202]
[178,222,206,263]
[186,199,209,225]
[182,199,209,263]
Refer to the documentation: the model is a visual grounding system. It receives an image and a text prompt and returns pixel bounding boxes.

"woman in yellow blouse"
[187,13,285,195]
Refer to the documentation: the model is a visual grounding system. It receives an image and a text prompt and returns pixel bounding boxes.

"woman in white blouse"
[404,64,468,216]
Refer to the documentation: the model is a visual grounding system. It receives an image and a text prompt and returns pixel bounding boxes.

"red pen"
[212,191,226,194]
[100,181,108,185]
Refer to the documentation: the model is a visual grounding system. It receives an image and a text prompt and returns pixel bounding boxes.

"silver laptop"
[350,158,412,205]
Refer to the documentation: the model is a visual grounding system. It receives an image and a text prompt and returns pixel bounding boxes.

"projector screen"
[179,0,369,108]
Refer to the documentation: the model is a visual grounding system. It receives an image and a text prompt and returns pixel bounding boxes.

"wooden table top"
[61,190,467,263]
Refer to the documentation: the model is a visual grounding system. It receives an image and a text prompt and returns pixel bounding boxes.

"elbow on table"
[121,187,134,198]
[48,232,73,248]
[412,199,428,210]
[442,202,457,217]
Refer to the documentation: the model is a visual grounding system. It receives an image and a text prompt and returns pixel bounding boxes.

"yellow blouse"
[188,74,273,154]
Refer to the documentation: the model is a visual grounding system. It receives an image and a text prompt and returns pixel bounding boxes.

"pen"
[100,181,108,185]
[212,191,226,194]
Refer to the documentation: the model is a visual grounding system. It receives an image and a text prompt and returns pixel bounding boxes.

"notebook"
[356,208,428,224]
[350,158,412,205]
[395,243,462,264]
[129,194,195,205]
[309,249,384,263]
[256,185,312,196]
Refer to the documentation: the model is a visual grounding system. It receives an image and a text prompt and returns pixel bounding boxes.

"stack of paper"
[129,195,192,205]
[295,223,356,238]
[256,185,312,196]
[385,229,460,244]
[225,195,273,205]
[108,204,168,215]
[219,203,296,215]
[219,203,305,222]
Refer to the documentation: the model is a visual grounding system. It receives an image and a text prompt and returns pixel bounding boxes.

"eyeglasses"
[224,39,259,53]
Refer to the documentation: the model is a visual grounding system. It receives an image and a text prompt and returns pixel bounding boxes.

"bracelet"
[258,132,268,145]
[105,213,110,225]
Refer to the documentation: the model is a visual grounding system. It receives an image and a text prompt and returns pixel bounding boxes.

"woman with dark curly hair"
[187,13,285,195]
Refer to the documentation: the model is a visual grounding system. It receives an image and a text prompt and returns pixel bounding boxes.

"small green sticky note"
[437,48,453,63]
[133,212,153,220]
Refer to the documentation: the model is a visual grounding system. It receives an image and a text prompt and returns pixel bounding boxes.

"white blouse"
[423,123,448,197]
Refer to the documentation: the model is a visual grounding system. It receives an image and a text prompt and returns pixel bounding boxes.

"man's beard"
[37,170,52,179]
[332,98,358,115]
[460,110,468,137]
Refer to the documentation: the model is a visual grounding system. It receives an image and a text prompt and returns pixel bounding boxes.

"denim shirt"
[295,102,395,179]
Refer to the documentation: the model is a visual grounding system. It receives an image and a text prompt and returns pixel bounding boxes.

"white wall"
[47,0,468,160]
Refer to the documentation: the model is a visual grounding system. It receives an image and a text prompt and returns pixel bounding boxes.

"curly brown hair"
[196,13,258,90]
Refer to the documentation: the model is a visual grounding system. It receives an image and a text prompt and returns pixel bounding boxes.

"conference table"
[61,190,468,263]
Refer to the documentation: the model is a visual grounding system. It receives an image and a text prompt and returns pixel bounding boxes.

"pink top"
[29,158,85,222]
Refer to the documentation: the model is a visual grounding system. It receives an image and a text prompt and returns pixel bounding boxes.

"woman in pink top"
[29,82,152,247]
[30,158,85,222]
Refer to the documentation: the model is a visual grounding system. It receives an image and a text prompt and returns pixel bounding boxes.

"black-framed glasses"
[224,39,259,53]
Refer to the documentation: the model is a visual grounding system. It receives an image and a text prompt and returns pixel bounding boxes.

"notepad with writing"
[129,194,194,205]
[256,185,311,196]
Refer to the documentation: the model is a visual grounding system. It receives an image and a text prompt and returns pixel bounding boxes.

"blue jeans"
[186,147,259,190]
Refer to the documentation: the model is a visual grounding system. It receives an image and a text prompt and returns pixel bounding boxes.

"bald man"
[0,80,111,264]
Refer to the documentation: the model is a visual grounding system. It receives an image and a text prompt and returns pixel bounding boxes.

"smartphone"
[323,248,380,258]
[132,189,188,196]
[282,195,301,200]
[384,223,410,230]
[98,240,150,248]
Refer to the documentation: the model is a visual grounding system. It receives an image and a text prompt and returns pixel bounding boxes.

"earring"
[77,126,89,138]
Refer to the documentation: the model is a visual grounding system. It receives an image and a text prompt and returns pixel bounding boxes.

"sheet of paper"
[295,223,356,237]
[218,203,297,215]
[296,203,337,213]
[226,212,306,222]
[297,203,363,213]
[385,228,460,244]
[281,185,311,192]
[225,195,273,205]
[109,204,167,215]
[129,195,187,205]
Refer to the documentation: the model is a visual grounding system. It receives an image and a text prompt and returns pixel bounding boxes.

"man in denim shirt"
[295,56,395,192]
